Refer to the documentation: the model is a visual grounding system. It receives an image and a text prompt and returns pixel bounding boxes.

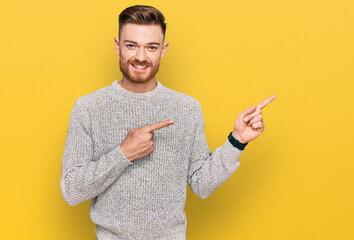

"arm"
[187,102,244,199]
[60,99,133,206]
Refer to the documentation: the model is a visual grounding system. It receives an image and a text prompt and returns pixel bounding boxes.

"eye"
[126,44,135,48]
[148,46,157,50]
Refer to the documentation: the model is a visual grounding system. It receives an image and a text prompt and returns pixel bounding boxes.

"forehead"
[121,23,164,44]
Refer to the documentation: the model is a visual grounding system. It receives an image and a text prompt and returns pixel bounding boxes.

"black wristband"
[228,132,248,150]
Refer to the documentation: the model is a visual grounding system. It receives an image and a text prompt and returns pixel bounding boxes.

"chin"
[123,74,153,84]
[127,71,159,84]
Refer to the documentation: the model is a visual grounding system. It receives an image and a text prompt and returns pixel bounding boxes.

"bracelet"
[228,132,248,150]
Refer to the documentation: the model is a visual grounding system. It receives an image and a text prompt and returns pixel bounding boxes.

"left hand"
[232,95,277,144]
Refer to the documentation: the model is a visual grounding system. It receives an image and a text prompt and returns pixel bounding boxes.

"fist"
[120,120,174,162]
[233,105,264,144]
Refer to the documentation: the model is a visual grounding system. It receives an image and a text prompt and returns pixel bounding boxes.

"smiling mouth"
[131,63,149,69]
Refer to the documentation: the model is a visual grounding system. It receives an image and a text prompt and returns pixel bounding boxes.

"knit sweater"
[60,80,244,240]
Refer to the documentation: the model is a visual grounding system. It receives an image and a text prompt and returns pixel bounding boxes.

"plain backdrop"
[0,0,353,239]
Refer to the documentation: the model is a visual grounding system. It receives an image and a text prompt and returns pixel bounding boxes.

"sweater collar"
[112,80,163,99]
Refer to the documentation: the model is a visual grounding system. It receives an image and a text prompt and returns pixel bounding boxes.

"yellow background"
[1,0,353,239]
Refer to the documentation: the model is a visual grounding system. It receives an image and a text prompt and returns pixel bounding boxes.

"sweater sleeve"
[60,99,133,206]
[187,102,243,199]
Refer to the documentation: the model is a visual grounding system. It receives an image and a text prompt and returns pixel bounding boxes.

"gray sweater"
[60,80,243,240]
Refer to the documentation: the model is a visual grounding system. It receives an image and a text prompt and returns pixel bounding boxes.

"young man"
[60,5,276,240]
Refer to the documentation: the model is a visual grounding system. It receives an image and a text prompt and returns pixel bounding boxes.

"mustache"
[129,59,151,66]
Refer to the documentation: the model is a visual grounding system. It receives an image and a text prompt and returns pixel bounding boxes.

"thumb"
[240,105,256,118]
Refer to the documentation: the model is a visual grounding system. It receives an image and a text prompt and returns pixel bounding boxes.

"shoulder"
[72,84,114,110]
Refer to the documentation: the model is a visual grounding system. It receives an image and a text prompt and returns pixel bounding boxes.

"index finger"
[257,94,277,109]
[144,120,174,132]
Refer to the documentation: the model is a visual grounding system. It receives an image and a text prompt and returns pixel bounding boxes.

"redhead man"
[60,5,276,240]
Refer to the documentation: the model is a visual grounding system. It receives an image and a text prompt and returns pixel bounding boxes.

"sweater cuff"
[104,145,133,171]
[228,132,248,150]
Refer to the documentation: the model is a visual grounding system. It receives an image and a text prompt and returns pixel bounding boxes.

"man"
[60,5,276,240]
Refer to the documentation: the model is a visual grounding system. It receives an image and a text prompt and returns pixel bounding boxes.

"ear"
[114,37,120,56]
[160,41,169,59]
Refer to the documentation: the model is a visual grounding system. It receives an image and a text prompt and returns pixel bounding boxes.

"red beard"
[119,57,160,84]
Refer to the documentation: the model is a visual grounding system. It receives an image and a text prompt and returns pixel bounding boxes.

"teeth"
[132,64,148,69]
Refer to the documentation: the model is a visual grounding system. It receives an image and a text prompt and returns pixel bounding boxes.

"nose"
[135,47,147,62]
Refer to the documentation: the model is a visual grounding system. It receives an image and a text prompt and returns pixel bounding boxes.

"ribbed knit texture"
[60,80,243,240]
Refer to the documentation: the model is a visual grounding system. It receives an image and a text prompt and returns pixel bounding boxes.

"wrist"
[231,131,247,144]
[228,132,248,150]
[119,144,134,162]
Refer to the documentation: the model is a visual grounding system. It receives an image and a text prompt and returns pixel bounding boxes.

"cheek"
[149,53,162,64]
[120,50,134,62]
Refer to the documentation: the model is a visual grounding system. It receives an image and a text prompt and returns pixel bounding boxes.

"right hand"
[120,120,174,162]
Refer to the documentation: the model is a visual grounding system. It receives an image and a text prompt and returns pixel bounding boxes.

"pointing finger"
[257,94,277,109]
[144,120,174,132]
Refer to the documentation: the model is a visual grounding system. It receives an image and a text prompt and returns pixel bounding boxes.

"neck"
[119,78,157,93]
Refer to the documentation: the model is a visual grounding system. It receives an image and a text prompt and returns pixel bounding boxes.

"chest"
[89,100,196,164]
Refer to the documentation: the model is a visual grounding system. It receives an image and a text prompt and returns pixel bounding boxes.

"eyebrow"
[124,40,161,46]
